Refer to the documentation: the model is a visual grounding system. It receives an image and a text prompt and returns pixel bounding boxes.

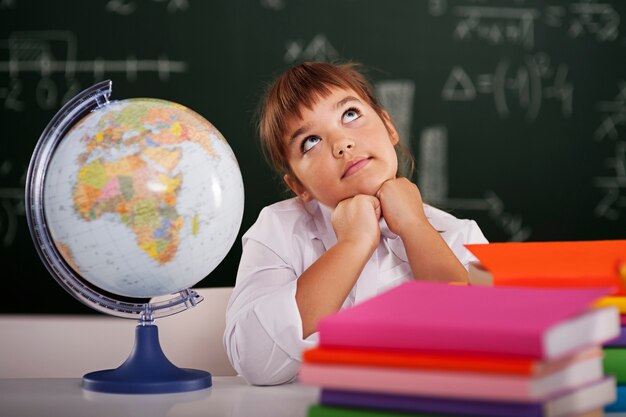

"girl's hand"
[377,178,428,237]
[296,195,382,338]
[332,194,381,254]
[378,178,467,284]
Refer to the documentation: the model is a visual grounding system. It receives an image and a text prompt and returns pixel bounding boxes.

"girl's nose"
[332,139,355,158]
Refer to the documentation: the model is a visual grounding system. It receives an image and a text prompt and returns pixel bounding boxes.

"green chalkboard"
[1,0,625,313]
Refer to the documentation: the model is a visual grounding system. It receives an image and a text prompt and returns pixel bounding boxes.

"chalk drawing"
[105,0,189,15]
[452,6,538,49]
[418,126,531,241]
[430,2,620,46]
[418,126,448,202]
[593,81,626,220]
[260,0,286,11]
[284,34,339,63]
[0,31,188,111]
[568,3,620,42]
[441,54,573,122]
[375,80,416,149]
[0,160,25,248]
[0,0,16,9]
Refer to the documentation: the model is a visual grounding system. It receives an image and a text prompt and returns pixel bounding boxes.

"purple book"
[320,377,615,417]
[605,326,626,347]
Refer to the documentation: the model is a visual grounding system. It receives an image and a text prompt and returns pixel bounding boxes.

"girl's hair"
[256,61,414,189]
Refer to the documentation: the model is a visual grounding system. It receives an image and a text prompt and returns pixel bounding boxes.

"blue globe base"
[82,324,212,394]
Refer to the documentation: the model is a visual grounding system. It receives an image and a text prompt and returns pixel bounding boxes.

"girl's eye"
[301,136,321,153]
[342,108,361,123]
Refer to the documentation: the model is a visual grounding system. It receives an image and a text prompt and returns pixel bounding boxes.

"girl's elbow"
[239,364,298,386]
[224,325,300,386]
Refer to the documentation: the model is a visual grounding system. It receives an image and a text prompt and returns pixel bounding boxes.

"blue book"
[321,377,615,417]
[606,385,626,412]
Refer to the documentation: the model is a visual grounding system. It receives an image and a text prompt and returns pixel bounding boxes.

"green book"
[308,405,438,417]
[604,347,626,383]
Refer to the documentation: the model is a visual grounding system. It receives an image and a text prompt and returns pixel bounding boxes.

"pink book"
[299,353,604,401]
[317,282,618,359]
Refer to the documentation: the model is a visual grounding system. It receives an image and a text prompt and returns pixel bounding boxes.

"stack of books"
[604,332,626,414]
[466,240,626,415]
[597,265,626,414]
[300,281,618,417]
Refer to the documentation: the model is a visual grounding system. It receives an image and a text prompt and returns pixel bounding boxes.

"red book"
[466,240,626,295]
[303,346,602,376]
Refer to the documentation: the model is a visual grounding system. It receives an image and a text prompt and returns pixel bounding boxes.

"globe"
[25,80,244,394]
[43,96,243,298]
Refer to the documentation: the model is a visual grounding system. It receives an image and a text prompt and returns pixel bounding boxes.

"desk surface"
[0,376,320,417]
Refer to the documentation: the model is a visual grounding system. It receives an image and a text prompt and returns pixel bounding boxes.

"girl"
[224,62,488,385]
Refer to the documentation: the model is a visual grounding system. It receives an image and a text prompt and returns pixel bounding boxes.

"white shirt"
[223,197,488,385]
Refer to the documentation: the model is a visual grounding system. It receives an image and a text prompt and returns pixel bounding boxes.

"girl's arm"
[296,194,380,338]
[377,178,468,283]
[225,196,381,385]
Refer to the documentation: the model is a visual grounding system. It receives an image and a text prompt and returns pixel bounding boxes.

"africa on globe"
[43,97,245,298]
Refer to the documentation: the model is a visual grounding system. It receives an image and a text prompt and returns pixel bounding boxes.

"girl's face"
[282,87,399,208]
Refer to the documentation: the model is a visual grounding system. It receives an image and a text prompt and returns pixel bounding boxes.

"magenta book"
[317,282,617,359]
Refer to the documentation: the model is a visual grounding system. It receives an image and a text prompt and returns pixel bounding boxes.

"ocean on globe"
[43,98,244,298]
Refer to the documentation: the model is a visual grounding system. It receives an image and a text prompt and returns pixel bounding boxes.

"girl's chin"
[357,178,392,196]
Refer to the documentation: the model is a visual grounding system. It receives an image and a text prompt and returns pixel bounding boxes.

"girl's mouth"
[342,157,371,179]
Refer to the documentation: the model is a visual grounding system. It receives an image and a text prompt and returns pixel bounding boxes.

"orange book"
[466,240,626,295]
[302,346,602,376]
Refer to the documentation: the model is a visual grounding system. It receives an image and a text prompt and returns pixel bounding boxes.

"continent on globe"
[55,241,81,274]
[71,101,219,265]
[42,96,245,298]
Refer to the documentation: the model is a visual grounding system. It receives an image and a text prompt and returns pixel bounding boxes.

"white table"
[0,376,320,417]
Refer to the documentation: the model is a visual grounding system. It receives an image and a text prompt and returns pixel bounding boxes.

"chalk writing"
[284,34,339,63]
[375,80,416,149]
[430,2,620,47]
[418,126,531,241]
[0,31,188,111]
[0,0,16,9]
[428,0,447,17]
[452,6,538,49]
[594,81,626,220]
[594,81,626,141]
[418,126,448,202]
[441,54,573,121]
[260,0,286,11]
[105,0,189,15]
[0,160,25,248]
[567,3,620,41]
[594,142,626,220]
[484,190,533,242]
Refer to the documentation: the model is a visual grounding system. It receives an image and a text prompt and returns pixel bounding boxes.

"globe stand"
[82,320,212,394]
[25,80,243,395]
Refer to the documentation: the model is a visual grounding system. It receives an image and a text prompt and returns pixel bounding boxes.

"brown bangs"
[258,62,382,178]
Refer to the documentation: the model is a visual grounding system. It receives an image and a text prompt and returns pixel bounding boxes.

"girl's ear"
[381,111,400,145]
[283,174,313,202]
